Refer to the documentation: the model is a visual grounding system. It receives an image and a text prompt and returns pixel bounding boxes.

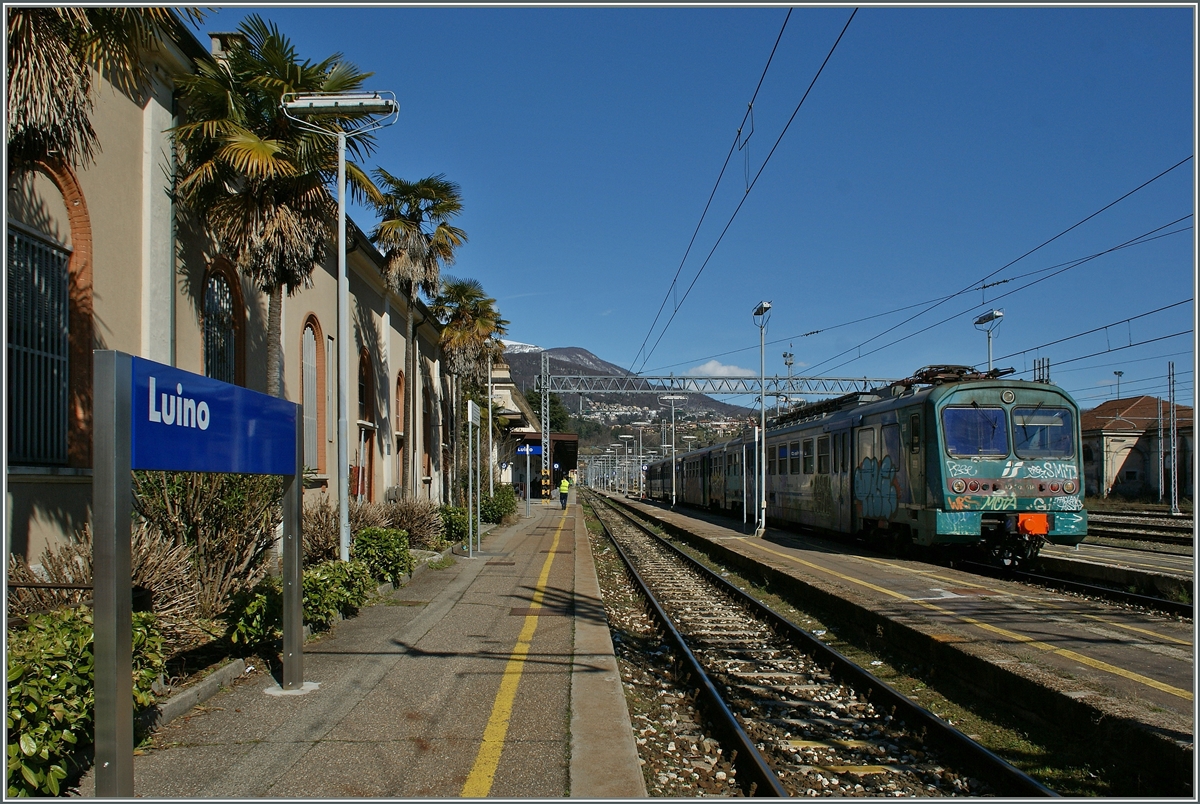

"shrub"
[302,497,340,564]
[480,484,517,524]
[352,527,414,586]
[440,506,469,545]
[380,498,446,550]
[7,524,200,658]
[349,499,387,534]
[6,608,163,797]
[132,471,281,617]
[222,576,282,651]
[302,560,375,630]
[221,560,375,649]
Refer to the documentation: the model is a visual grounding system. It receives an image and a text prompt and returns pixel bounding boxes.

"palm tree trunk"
[405,286,417,499]
[267,284,282,397]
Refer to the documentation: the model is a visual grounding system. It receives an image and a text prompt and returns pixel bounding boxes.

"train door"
[852,425,877,534]
[905,409,925,506]
[831,427,852,533]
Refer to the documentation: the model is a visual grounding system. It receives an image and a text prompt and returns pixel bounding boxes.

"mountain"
[502,343,752,419]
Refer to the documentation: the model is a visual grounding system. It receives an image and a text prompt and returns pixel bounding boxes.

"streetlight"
[632,420,651,497]
[753,301,771,538]
[618,434,634,494]
[973,309,1004,373]
[1114,370,1124,400]
[659,394,687,506]
[282,91,399,562]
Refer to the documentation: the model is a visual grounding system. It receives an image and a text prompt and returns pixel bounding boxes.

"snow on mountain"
[501,340,542,354]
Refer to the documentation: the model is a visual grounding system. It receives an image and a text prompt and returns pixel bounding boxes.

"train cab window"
[857,427,876,461]
[910,414,921,453]
[841,433,848,469]
[817,436,830,474]
[789,441,800,474]
[768,447,777,475]
[802,439,814,474]
[942,406,1008,458]
[831,434,840,473]
[1012,407,1074,459]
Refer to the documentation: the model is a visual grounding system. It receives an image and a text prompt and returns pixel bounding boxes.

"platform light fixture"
[973,308,1004,373]
[659,394,688,506]
[753,301,771,538]
[282,90,399,562]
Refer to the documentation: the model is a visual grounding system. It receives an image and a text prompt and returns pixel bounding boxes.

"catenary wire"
[812,216,1194,375]
[633,8,859,375]
[628,7,794,374]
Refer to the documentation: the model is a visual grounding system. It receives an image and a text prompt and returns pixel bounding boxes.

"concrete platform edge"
[569,502,648,798]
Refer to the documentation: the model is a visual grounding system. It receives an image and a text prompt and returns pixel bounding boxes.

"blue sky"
[188,5,1195,411]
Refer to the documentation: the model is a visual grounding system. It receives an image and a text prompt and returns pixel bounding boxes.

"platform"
[72,494,645,798]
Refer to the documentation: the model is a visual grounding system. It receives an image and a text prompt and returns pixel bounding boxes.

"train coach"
[646,365,1087,565]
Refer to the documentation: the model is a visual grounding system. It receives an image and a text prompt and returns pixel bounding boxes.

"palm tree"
[172,14,378,397]
[7,8,204,174]
[430,277,508,380]
[368,172,467,497]
[430,276,508,504]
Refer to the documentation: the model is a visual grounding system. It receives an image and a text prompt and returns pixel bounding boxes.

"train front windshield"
[942,404,1076,459]
[942,406,1008,457]
[1012,407,1074,459]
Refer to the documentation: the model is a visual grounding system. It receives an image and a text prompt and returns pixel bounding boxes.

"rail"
[590,490,1058,797]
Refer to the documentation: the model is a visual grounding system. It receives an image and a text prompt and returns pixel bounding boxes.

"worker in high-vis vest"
[559,477,570,509]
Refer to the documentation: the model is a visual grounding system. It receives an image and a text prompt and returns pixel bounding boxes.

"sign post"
[93,351,303,797]
[467,400,480,558]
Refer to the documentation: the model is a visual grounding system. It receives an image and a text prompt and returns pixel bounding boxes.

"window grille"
[203,274,236,384]
[302,324,318,468]
[8,227,70,465]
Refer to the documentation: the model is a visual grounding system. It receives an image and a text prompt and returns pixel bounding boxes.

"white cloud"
[685,360,756,377]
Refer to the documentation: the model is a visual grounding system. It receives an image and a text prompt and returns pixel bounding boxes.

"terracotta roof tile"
[1081,395,1193,433]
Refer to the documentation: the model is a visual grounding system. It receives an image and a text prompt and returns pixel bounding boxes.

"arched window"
[301,317,325,472]
[395,371,405,432]
[358,348,374,422]
[356,348,376,501]
[203,262,243,385]
[422,386,434,477]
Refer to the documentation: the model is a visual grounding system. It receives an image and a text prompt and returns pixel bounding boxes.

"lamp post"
[632,420,651,497]
[659,395,687,506]
[619,434,634,494]
[973,309,1004,373]
[1114,370,1123,400]
[282,91,398,562]
[753,301,771,538]
[610,443,623,492]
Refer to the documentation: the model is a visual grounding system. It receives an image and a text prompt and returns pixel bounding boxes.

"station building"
[1081,396,1193,501]
[6,17,464,561]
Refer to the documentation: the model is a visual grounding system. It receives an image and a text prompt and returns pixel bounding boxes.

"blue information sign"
[516,445,542,455]
[131,357,299,475]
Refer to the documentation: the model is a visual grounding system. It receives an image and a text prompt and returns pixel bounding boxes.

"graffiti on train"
[812,474,833,517]
[854,456,899,519]
[1001,460,1079,480]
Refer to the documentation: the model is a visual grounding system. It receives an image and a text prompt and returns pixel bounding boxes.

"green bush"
[222,560,376,648]
[440,506,469,545]
[302,560,375,630]
[352,527,414,586]
[222,576,283,650]
[6,607,163,797]
[480,484,517,524]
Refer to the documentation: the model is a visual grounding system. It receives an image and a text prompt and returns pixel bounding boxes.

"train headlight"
[951,479,966,493]
[1063,480,1077,494]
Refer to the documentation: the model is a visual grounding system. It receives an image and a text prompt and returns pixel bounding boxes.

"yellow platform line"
[744,540,1194,702]
[1080,614,1194,647]
[461,512,566,797]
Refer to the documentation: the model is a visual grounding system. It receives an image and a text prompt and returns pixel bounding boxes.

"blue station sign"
[131,357,298,475]
[516,445,542,455]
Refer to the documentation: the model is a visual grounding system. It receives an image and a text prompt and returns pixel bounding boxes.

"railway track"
[957,560,1193,618]
[585,490,1057,798]
[1087,512,1194,546]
